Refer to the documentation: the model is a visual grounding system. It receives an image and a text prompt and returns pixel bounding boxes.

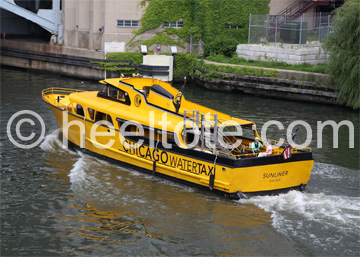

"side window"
[100,84,107,94]
[143,86,151,98]
[118,90,125,100]
[95,111,106,122]
[106,114,113,126]
[125,124,137,133]
[97,84,131,106]
[75,103,84,116]
[108,86,118,99]
[88,108,95,120]
[94,111,113,128]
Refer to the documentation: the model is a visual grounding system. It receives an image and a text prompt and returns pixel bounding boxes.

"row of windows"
[225,25,242,29]
[116,20,184,28]
[75,104,114,126]
[163,21,183,28]
[116,20,238,29]
[99,84,129,104]
[117,20,139,27]
[74,104,153,135]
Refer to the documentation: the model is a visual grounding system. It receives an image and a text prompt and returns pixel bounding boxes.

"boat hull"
[46,103,313,199]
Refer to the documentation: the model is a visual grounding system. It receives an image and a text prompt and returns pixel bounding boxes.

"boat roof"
[70,77,255,127]
[69,90,195,131]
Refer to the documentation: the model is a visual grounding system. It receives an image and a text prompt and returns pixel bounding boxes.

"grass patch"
[195,61,279,81]
[206,54,327,74]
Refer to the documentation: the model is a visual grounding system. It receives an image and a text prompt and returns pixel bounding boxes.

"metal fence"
[248,12,333,48]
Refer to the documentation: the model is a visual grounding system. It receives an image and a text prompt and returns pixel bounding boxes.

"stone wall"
[237,43,328,65]
[194,67,337,105]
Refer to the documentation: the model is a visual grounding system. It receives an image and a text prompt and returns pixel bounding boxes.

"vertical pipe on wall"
[248,13,252,44]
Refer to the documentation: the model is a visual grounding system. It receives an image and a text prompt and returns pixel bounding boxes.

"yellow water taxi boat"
[42,77,313,199]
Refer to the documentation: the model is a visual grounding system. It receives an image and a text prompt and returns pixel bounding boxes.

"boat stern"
[228,152,314,198]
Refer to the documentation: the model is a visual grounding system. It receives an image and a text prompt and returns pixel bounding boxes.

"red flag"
[283,144,292,160]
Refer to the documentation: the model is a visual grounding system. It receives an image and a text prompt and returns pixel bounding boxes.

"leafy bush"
[204,38,239,57]
[173,53,198,78]
[93,52,144,75]
[107,52,143,65]
[324,0,360,109]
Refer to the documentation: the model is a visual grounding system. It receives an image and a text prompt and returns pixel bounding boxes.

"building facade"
[63,0,144,51]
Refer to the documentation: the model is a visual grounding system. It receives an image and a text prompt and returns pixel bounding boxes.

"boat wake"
[241,184,360,255]
[40,129,77,155]
[40,129,63,151]
[68,152,106,196]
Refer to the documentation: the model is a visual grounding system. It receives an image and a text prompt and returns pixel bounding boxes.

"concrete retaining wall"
[194,67,337,105]
[0,39,110,80]
[237,43,328,65]
[204,60,328,83]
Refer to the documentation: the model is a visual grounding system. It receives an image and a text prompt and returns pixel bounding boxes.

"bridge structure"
[0,0,63,44]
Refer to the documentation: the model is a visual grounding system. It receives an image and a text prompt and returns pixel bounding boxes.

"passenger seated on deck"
[258,141,272,157]
[249,137,263,154]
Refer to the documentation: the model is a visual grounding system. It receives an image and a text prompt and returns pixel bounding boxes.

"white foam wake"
[68,152,88,185]
[245,191,360,229]
[241,191,360,255]
[40,129,63,152]
[40,129,76,155]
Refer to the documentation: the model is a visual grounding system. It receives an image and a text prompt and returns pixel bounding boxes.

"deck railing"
[42,87,84,97]
[42,87,84,110]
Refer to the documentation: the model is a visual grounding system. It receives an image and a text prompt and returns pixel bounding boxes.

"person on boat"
[76,104,84,116]
[250,137,263,154]
[258,141,273,157]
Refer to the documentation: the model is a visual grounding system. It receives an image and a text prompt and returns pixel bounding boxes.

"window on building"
[163,21,183,28]
[225,24,242,29]
[117,20,139,27]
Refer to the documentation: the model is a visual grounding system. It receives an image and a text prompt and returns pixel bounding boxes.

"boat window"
[100,84,107,94]
[117,119,122,129]
[75,104,84,116]
[97,83,131,106]
[143,86,151,97]
[108,86,118,99]
[125,124,138,133]
[151,84,174,99]
[107,114,113,126]
[94,111,114,127]
[95,111,106,123]
[118,90,128,100]
[88,108,95,120]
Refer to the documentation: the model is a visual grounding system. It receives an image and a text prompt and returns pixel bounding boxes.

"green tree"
[324,0,360,109]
